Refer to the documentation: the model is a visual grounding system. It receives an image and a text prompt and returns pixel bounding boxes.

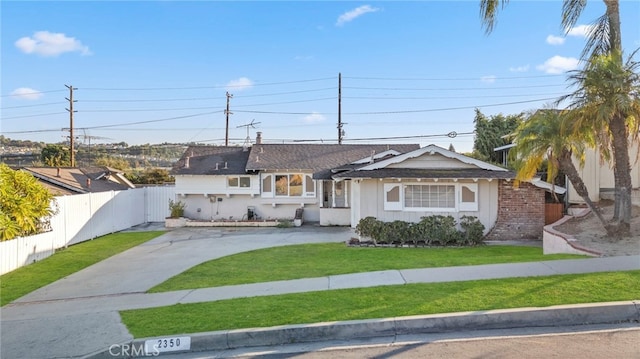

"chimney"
[56,168,61,177]
[86,178,91,189]
[256,132,262,144]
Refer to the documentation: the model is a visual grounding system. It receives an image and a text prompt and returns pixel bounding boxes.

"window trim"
[383,181,480,213]
[263,173,316,198]
[227,175,252,188]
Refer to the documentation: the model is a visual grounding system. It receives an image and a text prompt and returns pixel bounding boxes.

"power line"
[1,102,67,110]
[1,112,67,120]
[343,74,565,81]
[343,84,567,91]
[82,111,224,130]
[233,97,557,116]
[79,77,335,91]
[0,89,66,97]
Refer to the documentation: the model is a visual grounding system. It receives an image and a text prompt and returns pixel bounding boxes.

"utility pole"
[65,84,77,167]
[225,92,233,146]
[337,73,344,144]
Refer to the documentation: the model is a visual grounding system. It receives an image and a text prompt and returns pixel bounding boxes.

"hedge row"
[354,215,485,247]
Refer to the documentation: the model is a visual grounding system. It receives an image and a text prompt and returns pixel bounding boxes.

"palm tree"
[510,109,609,228]
[560,52,640,235]
[480,0,636,237]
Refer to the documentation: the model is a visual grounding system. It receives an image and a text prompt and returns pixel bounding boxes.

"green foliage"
[40,144,70,167]
[0,164,55,241]
[416,215,461,246]
[276,220,294,228]
[168,199,186,218]
[94,156,131,171]
[355,215,485,247]
[472,109,523,165]
[126,168,175,184]
[459,215,486,246]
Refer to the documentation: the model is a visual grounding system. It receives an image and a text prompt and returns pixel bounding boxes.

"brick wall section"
[486,180,546,240]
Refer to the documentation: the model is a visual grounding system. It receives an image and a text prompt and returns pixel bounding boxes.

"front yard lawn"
[122,270,640,338]
[149,243,585,292]
[1,231,165,306]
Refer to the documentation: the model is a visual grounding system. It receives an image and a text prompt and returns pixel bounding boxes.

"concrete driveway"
[1,225,354,359]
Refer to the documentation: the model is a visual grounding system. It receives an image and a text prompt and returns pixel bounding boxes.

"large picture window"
[404,184,455,209]
[383,182,479,212]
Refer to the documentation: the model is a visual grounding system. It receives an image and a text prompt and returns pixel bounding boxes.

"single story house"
[173,137,561,239]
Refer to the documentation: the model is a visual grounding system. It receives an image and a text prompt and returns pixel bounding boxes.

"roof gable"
[23,167,133,194]
[357,144,508,172]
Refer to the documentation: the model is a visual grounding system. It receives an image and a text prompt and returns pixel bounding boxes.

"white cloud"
[225,77,254,92]
[536,55,580,74]
[303,112,326,123]
[567,24,594,38]
[10,87,43,100]
[336,5,380,26]
[546,35,565,45]
[15,31,91,57]
[509,65,530,72]
[480,75,496,83]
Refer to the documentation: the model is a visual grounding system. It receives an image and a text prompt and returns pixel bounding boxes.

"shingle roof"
[245,144,420,179]
[22,167,133,194]
[333,168,516,180]
[172,146,251,175]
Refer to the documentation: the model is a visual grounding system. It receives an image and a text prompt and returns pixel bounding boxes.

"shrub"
[355,217,384,244]
[417,215,460,246]
[459,215,485,246]
[168,199,186,218]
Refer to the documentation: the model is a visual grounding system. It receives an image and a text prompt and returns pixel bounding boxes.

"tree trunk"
[608,113,632,237]
[602,0,631,237]
[557,150,609,229]
[603,0,622,57]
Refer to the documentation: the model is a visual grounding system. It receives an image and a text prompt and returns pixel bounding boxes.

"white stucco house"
[173,139,558,239]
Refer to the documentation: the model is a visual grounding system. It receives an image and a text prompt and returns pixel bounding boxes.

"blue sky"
[2,1,639,153]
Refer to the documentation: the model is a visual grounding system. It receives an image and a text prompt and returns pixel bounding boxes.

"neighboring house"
[494,140,640,205]
[567,142,640,205]
[173,138,560,239]
[22,166,136,195]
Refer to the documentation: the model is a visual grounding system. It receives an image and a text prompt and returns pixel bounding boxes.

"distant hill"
[0,136,188,168]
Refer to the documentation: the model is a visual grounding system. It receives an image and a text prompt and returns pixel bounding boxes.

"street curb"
[85,300,639,358]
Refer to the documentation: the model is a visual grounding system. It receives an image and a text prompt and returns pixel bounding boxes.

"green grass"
[149,244,585,292]
[0,231,165,306]
[122,270,640,338]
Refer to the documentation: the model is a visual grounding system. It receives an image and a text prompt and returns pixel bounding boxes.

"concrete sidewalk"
[1,226,639,359]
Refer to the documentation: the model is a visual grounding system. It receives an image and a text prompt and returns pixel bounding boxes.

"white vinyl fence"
[0,186,175,275]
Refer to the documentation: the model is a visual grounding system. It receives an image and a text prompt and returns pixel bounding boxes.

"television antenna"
[237,119,261,148]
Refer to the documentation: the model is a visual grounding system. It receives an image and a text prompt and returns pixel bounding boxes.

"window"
[383,183,402,211]
[404,184,455,210]
[265,173,315,198]
[227,176,251,188]
[459,183,478,211]
[383,182,479,212]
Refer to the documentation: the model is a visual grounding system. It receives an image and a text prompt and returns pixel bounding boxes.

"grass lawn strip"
[122,270,640,338]
[0,231,165,306]
[149,244,585,292]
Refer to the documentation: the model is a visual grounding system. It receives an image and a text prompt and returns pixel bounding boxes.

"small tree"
[40,144,70,167]
[0,164,55,240]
